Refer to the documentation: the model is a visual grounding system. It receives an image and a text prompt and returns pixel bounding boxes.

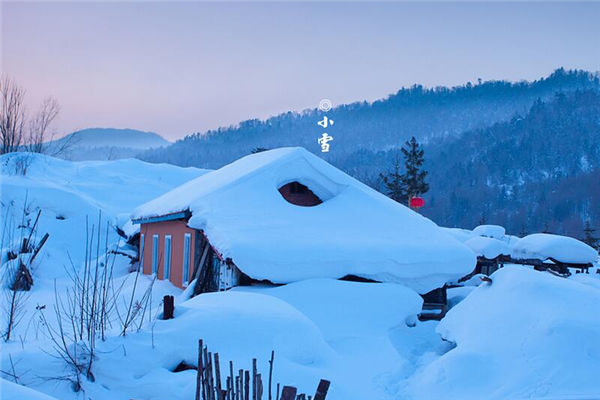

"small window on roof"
[278,181,322,207]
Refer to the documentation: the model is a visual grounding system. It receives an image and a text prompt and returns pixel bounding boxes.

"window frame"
[164,235,172,280]
[152,234,159,275]
[140,233,145,271]
[182,233,191,286]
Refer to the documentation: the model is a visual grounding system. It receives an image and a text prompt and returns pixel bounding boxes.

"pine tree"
[519,224,527,238]
[379,153,407,203]
[583,221,599,250]
[400,136,429,206]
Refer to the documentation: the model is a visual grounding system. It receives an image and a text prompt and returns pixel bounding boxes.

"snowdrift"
[134,147,475,293]
[87,279,425,400]
[0,379,60,400]
[512,233,598,264]
[407,267,600,399]
[463,236,510,259]
[1,153,208,279]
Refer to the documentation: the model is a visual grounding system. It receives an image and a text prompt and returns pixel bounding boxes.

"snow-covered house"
[511,233,598,274]
[131,147,475,295]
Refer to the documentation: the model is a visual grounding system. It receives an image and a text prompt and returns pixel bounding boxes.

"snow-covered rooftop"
[472,224,506,239]
[133,147,474,292]
[511,233,598,264]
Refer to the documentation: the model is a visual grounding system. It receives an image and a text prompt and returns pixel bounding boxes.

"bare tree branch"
[0,75,27,155]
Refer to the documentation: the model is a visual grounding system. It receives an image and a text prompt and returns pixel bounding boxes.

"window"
[290,181,307,194]
[140,233,145,270]
[164,235,172,280]
[278,181,323,207]
[182,233,191,286]
[152,234,159,275]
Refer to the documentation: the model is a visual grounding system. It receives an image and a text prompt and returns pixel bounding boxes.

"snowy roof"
[464,236,510,259]
[133,147,475,292]
[472,224,506,239]
[511,233,598,264]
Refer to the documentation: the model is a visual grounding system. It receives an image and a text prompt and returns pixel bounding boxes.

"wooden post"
[196,339,203,400]
[244,370,250,400]
[239,369,245,400]
[215,353,223,400]
[276,384,280,400]
[207,352,215,400]
[268,350,274,400]
[252,359,257,400]
[313,380,330,400]
[29,232,49,264]
[163,295,174,320]
[236,374,241,400]
[280,386,297,400]
[229,361,235,400]
[203,347,211,400]
[256,373,263,400]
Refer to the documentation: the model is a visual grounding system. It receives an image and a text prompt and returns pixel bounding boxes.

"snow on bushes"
[406,267,600,400]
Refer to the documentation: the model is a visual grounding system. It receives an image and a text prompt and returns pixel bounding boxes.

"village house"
[131,147,475,297]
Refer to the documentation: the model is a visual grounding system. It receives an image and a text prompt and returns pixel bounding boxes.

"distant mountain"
[52,128,170,161]
[139,68,599,169]
[137,68,600,237]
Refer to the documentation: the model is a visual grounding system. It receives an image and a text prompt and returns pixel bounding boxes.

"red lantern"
[410,197,425,208]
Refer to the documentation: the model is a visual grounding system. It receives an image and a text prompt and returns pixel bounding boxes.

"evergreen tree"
[400,136,429,206]
[519,224,527,238]
[379,154,406,203]
[583,221,599,250]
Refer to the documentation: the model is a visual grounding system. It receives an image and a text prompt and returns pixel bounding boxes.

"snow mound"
[236,279,423,340]
[133,147,475,293]
[463,236,510,259]
[440,227,475,243]
[407,267,600,400]
[472,224,505,239]
[0,379,60,400]
[93,279,425,400]
[512,233,598,264]
[1,153,208,279]
[94,290,335,400]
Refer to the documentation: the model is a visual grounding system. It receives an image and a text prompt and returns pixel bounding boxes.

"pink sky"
[2,1,599,141]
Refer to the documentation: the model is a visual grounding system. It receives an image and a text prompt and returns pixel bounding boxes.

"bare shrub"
[0,75,26,155]
[38,212,154,391]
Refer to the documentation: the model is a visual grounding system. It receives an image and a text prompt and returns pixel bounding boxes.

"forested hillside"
[383,90,599,236]
[138,69,600,237]
[139,69,598,167]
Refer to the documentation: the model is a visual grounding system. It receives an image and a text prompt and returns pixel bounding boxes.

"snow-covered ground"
[2,153,600,400]
[407,266,600,400]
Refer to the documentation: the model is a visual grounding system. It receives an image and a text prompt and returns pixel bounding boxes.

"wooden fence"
[195,339,330,400]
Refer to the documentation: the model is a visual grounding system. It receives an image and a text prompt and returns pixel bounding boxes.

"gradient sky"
[2,1,599,140]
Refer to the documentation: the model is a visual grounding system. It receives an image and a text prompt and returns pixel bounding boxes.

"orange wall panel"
[139,219,196,289]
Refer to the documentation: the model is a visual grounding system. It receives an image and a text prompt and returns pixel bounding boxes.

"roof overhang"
[131,210,191,225]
